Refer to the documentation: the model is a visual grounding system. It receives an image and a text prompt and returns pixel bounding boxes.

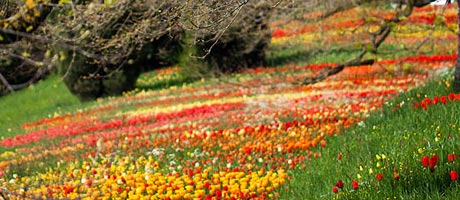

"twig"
[0,27,113,64]
[194,0,249,59]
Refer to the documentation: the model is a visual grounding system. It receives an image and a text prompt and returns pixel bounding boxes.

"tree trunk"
[454,0,460,92]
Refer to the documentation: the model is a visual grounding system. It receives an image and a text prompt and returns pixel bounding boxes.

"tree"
[0,0,276,99]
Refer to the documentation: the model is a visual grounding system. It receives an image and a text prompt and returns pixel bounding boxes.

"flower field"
[1,4,460,200]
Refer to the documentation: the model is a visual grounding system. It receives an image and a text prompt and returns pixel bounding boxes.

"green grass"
[279,74,460,199]
[0,76,83,139]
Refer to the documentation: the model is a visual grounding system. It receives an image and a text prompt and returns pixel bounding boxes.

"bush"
[55,49,141,101]
[55,34,184,101]
[136,33,184,72]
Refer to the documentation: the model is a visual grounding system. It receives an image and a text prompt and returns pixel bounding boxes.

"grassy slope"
[3,59,459,199]
[0,38,368,138]
[0,76,83,138]
[280,74,460,199]
[1,16,459,199]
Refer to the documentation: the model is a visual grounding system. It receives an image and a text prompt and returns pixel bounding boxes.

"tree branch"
[301,49,373,85]
[9,66,50,90]
[0,72,15,93]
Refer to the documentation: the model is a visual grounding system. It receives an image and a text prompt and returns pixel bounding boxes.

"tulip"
[352,180,359,190]
[421,156,429,167]
[332,186,338,193]
[335,180,344,189]
[451,170,458,181]
[376,173,383,181]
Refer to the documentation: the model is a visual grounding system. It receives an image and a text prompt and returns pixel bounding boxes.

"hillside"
[0,4,459,199]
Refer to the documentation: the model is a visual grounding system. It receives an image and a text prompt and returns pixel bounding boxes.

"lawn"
[0,4,460,200]
[0,76,83,139]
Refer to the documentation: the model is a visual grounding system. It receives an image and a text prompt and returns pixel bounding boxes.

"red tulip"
[272,29,287,38]
[244,147,252,155]
[449,93,456,101]
[86,178,93,187]
[449,170,458,181]
[376,173,383,181]
[336,180,344,188]
[451,170,458,181]
[321,140,326,148]
[448,154,456,162]
[433,96,439,104]
[332,186,338,193]
[429,155,438,172]
[440,96,447,104]
[352,180,359,190]
[423,98,431,105]
[215,189,222,197]
[204,181,211,189]
[421,156,429,167]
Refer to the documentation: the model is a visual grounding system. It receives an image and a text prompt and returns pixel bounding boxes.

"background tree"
[0,0,275,100]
